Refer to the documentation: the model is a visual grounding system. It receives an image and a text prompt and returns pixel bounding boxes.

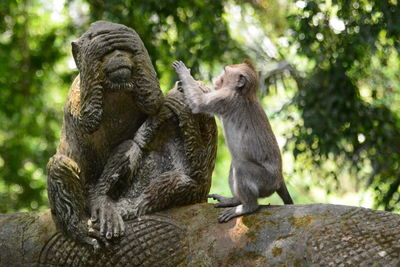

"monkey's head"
[70,21,163,133]
[214,60,259,96]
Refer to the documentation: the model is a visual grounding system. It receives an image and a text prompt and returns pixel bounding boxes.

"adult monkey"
[47,21,217,250]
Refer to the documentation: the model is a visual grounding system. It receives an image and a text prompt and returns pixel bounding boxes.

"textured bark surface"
[0,203,399,267]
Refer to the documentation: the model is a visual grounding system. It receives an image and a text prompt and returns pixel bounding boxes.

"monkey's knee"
[135,171,197,216]
[47,154,87,234]
[47,154,80,182]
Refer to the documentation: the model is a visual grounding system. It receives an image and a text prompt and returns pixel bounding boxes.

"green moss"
[242,215,274,240]
[259,210,272,216]
[277,233,295,240]
[289,215,312,228]
[226,250,266,265]
[242,214,264,226]
[272,247,282,257]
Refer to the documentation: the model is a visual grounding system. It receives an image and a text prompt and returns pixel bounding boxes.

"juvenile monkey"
[173,60,293,223]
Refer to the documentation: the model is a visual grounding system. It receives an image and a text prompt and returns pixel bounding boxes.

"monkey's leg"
[208,164,241,208]
[47,154,104,250]
[91,140,142,240]
[133,171,197,217]
[218,166,259,223]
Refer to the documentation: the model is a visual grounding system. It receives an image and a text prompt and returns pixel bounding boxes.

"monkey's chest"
[86,95,146,161]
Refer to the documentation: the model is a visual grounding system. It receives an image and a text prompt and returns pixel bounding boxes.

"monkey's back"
[221,97,282,170]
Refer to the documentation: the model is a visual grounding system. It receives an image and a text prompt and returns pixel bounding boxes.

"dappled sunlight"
[228,217,249,243]
[1,0,399,213]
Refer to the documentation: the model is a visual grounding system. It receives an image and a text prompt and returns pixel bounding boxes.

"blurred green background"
[0,0,399,213]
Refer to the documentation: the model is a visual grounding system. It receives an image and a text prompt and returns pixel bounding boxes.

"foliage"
[286,0,400,210]
[0,0,399,213]
[81,0,244,88]
[0,0,245,212]
[0,0,73,212]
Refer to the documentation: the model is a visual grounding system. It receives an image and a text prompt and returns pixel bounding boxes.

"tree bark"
[0,204,399,266]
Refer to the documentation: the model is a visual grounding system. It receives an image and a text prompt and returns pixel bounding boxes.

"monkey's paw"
[85,228,112,252]
[218,207,240,223]
[172,60,190,76]
[90,196,125,240]
[208,194,241,208]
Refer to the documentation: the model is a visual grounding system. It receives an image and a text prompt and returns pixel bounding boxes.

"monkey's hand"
[172,61,191,77]
[85,224,112,252]
[90,196,125,241]
[208,194,241,208]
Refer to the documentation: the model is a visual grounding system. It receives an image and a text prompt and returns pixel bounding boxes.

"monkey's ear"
[237,74,247,89]
[243,59,256,71]
[71,41,81,69]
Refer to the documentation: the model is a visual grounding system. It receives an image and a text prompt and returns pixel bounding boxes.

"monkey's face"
[213,66,243,90]
[71,21,146,93]
[214,63,258,94]
[102,49,136,90]
[71,21,163,126]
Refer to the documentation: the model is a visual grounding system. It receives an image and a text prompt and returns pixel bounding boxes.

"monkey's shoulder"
[65,75,81,118]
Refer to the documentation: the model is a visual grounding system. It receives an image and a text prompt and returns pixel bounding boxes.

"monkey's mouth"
[105,66,135,90]
[107,66,131,82]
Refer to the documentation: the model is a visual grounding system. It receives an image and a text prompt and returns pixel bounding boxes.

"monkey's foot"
[218,204,259,223]
[90,196,125,240]
[86,227,114,251]
[208,194,241,208]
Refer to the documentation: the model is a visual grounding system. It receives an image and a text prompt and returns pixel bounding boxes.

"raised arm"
[173,61,229,115]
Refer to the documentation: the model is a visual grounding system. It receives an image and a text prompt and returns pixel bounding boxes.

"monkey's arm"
[90,140,139,240]
[91,106,174,238]
[173,61,228,115]
[47,154,111,250]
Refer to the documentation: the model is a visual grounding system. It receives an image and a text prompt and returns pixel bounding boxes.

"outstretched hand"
[172,61,190,77]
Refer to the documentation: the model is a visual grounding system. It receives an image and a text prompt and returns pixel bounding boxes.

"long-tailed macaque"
[173,60,293,223]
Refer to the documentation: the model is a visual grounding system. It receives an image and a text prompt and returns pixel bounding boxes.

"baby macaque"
[173,60,293,223]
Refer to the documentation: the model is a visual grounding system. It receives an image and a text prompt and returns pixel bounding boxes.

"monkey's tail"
[277,182,294,205]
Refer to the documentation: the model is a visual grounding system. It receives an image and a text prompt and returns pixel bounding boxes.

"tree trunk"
[0,204,399,266]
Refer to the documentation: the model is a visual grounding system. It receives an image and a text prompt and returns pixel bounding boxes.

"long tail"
[277,182,294,204]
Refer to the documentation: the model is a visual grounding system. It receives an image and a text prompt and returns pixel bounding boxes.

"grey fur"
[173,60,293,223]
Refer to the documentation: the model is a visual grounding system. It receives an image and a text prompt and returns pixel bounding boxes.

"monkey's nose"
[110,49,126,58]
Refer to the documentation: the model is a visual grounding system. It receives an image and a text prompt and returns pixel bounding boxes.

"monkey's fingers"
[83,236,101,252]
[109,211,121,239]
[172,60,188,71]
[207,194,218,199]
[105,212,114,240]
[99,207,106,237]
[207,194,224,201]
[218,207,237,223]
[88,229,111,249]
[90,206,99,222]
[115,213,125,238]
[172,61,182,69]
